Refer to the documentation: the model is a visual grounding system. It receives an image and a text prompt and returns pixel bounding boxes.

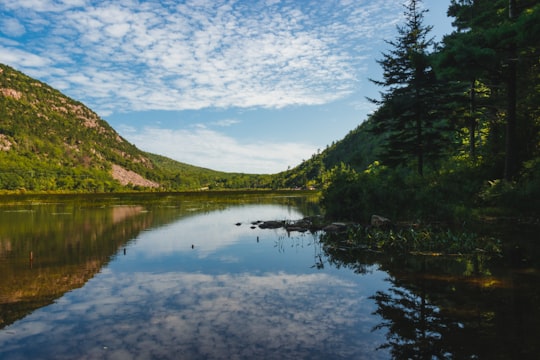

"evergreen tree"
[442,0,540,179]
[369,0,448,176]
[435,1,501,162]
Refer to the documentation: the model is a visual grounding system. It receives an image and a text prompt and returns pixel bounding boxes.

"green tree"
[434,20,497,161]
[369,0,448,176]
[442,0,540,179]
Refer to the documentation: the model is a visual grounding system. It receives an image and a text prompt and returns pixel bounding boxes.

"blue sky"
[0,0,453,174]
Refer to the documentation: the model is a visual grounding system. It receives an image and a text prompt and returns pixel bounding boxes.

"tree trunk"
[416,87,424,176]
[504,0,517,180]
[469,79,477,160]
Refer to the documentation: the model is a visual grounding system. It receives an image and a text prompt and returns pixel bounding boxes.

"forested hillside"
[278,0,540,221]
[0,63,268,192]
[271,119,382,190]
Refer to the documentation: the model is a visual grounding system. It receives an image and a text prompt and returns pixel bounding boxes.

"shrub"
[321,162,413,222]
[321,160,488,223]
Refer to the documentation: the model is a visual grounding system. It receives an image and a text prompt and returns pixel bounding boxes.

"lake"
[0,192,539,359]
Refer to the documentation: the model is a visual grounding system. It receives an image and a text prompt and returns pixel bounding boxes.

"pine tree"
[369,0,448,176]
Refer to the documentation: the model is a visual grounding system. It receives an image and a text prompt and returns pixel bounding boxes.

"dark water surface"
[0,193,539,359]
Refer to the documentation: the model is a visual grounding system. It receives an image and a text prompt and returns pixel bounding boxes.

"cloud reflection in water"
[0,204,389,359]
[1,270,386,359]
[131,204,306,258]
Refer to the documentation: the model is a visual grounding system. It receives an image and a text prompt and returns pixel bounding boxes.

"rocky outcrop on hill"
[111,164,159,188]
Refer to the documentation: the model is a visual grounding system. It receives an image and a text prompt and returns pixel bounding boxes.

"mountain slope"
[0,64,264,192]
[0,62,378,193]
[273,117,383,189]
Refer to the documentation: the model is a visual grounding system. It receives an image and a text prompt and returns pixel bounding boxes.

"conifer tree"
[441,0,540,179]
[434,1,501,162]
[369,0,447,176]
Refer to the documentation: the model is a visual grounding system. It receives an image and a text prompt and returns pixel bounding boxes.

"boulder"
[323,222,347,233]
[371,215,392,228]
[258,220,285,229]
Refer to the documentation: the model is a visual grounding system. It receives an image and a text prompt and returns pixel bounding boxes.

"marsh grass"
[322,224,502,256]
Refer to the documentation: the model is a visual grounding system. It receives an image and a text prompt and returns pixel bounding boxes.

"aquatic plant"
[322,224,502,256]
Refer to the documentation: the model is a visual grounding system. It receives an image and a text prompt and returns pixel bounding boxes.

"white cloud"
[212,119,241,127]
[0,46,51,67]
[0,0,403,115]
[1,0,74,12]
[120,125,315,174]
[0,18,26,37]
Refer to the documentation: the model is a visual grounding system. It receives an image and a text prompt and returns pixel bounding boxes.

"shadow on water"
[0,191,319,329]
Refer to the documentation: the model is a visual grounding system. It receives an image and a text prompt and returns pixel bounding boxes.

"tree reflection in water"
[321,238,466,359]
[319,228,540,360]
[371,277,465,359]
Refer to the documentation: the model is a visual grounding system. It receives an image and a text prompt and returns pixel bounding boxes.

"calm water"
[0,193,539,359]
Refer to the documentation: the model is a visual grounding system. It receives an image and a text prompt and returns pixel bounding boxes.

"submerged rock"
[285,226,309,233]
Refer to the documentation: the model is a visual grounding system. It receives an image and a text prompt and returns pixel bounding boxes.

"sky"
[0,0,454,174]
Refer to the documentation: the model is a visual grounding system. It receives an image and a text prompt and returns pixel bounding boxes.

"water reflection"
[0,203,157,328]
[0,192,320,329]
[372,279,464,359]
[1,193,539,359]
[0,194,388,359]
[320,229,540,359]
[0,271,385,359]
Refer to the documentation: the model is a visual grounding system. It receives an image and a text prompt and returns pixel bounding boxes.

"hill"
[0,64,267,192]
[272,118,382,190]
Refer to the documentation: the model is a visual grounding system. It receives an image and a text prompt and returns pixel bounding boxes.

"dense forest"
[276,0,540,222]
[1,0,539,223]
